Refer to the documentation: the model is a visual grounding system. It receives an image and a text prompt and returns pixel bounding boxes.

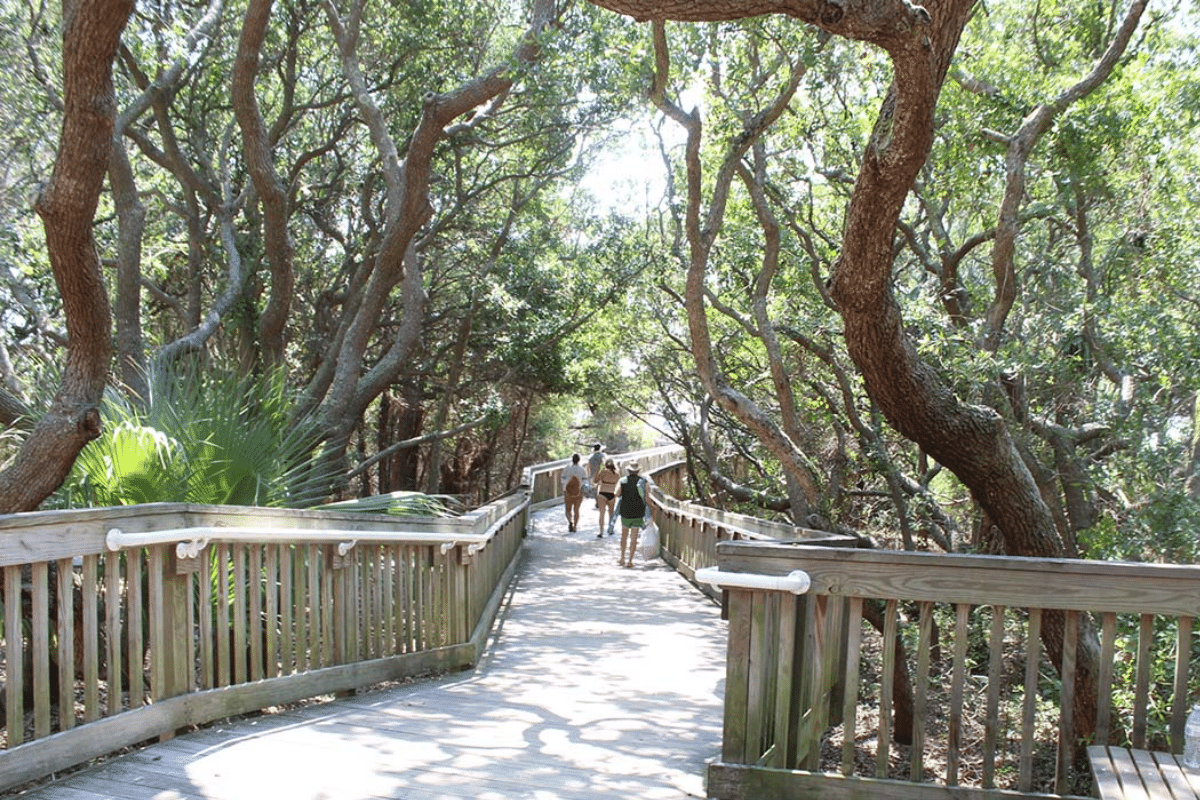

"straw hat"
[625,461,641,473]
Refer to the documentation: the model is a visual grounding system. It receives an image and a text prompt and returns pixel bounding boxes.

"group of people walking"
[561,443,654,568]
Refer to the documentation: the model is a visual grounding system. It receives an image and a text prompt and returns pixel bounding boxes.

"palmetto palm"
[57,364,333,508]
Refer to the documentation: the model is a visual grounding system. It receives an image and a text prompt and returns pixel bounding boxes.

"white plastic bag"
[639,520,660,561]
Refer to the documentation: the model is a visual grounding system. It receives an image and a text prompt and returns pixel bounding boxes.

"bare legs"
[597,496,614,537]
[565,495,581,531]
[619,524,641,567]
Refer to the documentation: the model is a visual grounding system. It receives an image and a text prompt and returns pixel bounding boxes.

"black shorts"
[599,491,615,500]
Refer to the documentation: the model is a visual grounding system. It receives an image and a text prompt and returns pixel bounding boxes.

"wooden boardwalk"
[11,507,727,799]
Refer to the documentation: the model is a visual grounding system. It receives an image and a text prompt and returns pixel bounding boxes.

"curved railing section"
[645,458,852,598]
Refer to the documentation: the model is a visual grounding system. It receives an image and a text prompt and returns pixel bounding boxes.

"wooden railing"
[704,540,1200,800]
[0,490,527,792]
[646,463,852,598]
[0,444,684,791]
[524,444,685,507]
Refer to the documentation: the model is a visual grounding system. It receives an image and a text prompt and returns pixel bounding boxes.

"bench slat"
[1149,751,1200,800]
[1089,746,1200,800]
[1131,748,1182,800]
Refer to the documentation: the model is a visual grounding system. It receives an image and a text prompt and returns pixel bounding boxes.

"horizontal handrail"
[0,486,534,793]
[694,566,811,595]
[653,493,808,542]
[106,526,482,558]
[105,499,528,559]
[707,538,1200,800]
[717,540,1200,616]
[522,444,685,485]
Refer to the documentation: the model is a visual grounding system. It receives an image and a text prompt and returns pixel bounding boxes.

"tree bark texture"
[0,0,134,513]
[232,0,295,366]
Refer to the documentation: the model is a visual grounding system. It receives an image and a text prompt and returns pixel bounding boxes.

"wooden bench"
[1088,746,1200,800]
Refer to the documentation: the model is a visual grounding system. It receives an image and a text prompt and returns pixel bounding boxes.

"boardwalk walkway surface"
[11,506,727,800]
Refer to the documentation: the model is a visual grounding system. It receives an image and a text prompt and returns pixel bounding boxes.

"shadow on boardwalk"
[15,506,727,800]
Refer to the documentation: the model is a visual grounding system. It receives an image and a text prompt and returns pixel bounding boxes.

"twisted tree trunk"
[0,0,134,513]
[586,0,1103,743]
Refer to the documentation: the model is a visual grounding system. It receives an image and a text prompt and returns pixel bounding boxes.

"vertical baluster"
[365,546,375,658]
[1019,608,1042,792]
[1133,613,1153,748]
[55,558,74,732]
[216,544,230,688]
[723,588,752,764]
[321,547,334,666]
[983,605,1005,789]
[352,547,363,661]
[773,591,796,769]
[232,545,247,685]
[248,545,262,682]
[106,552,123,715]
[302,544,316,671]
[5,564,23,746]
[946,603,969,786]
[452,546,466,645]
[439,546,450,646]
[1172,615,1194,753]
[293,546,308,672]
[910,601,932,782]
[803,594,830,770]
[383,545,394,656]
[147,545,165,702]
[30,561,49,739]
[184,565,195,694]
[356,548,369,661]
[1096,611,1116,745]
[198,548,212,690]
[414,547,427,651]
[265,545,278,678]
[332,548,347,665]
[427,544,436,652]
[841,597,863,777]
[396,545,408,654]
[374,545,386,657]
[1056,610,1078,794]
[279,545,293,675]
[125,549,144,708]
[745,590,769,763]
[823,593,846,731]
[82,554,100,720]
[877,598,898,779]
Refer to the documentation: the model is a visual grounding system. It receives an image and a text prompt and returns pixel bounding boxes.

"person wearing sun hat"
[614,461,653,567]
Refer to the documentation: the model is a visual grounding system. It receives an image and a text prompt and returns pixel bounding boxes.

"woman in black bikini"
[594,458,620,537]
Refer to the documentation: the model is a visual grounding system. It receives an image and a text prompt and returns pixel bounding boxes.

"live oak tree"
[581,0,1148,741]
[0,0,134,512]
[0,0,649,510]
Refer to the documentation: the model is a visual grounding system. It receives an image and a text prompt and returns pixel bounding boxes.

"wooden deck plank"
[1151,751,1200,800]
[1090,746,1199,800]
[11,507,726,800]
[1090,746,1127,800]
[1130,749,1179,800]
[1110,746,1153,800]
